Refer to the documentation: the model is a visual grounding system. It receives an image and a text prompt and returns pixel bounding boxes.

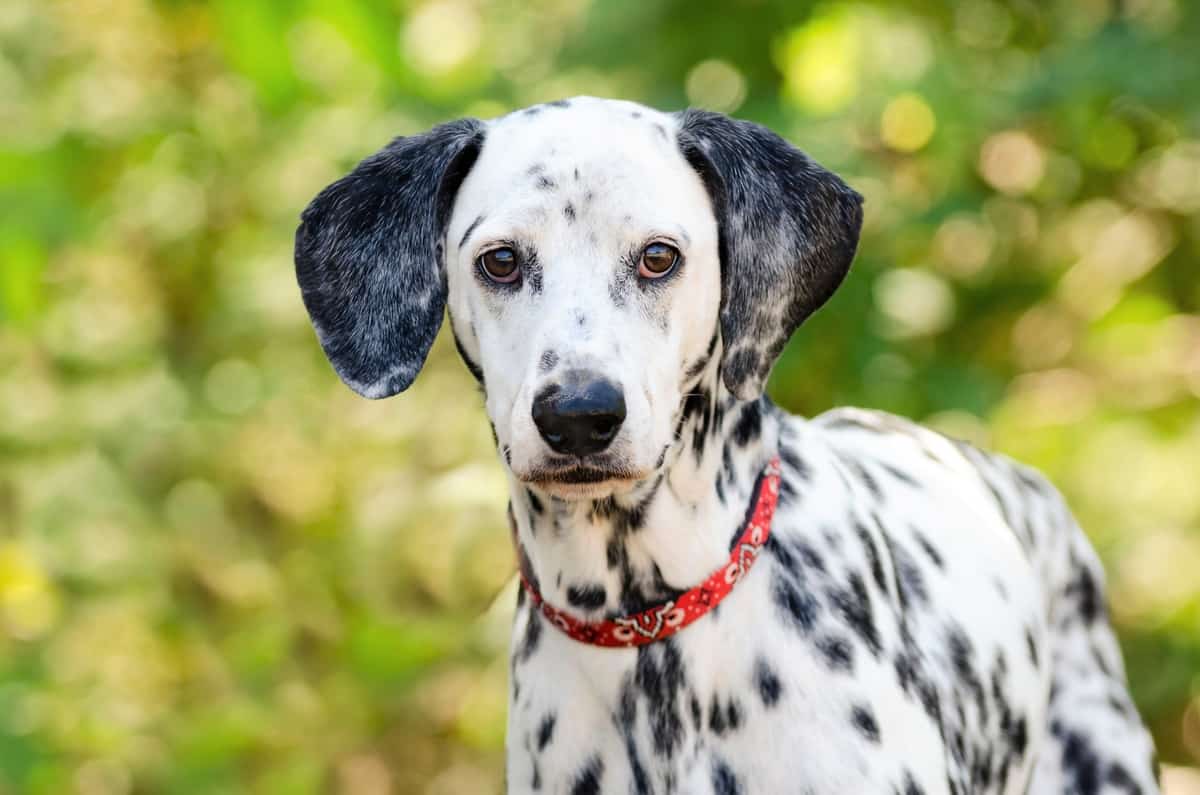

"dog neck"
[505,358,780,622]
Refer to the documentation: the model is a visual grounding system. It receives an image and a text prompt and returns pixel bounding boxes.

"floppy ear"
[675,109,863,400]
[295,119,485,398]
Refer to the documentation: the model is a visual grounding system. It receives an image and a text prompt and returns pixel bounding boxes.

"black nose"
[532,375,626,457]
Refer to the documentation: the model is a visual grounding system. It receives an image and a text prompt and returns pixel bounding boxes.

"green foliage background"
[2,0,1199,792]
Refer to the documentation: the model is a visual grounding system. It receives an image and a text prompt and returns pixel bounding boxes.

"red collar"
[514,457,782,648]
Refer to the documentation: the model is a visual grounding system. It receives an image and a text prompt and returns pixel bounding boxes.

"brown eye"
[639,242,680,278]
[479,247,520,283]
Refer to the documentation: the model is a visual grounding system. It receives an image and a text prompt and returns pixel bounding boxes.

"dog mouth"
[518,456,649,489]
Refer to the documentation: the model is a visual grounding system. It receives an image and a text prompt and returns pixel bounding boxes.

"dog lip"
[519,462,648,486]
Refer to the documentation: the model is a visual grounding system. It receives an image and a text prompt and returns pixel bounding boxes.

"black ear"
[295,119,485,398]
[676,110,863,399]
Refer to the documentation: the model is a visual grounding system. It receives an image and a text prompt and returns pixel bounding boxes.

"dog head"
[296,97,862,499]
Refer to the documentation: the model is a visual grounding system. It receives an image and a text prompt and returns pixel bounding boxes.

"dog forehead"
[476,98,688,188]
[451,97,713,236]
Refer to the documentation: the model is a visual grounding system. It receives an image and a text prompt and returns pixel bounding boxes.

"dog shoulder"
[808,407,1072,528]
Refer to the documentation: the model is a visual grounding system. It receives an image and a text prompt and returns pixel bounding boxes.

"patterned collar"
[514,457,782,648]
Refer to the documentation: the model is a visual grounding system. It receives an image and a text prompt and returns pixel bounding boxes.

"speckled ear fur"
[676,110,863,399]
[295,119,485,398]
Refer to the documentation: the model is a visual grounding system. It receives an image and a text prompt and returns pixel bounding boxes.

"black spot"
[815,634,855,672]
[525,251,543,294]
[731,400,762,447]
[753,658,783,707]
[537,713,556,751]
[606,539,621,569]
[845,457,883,500]
[1025,627,1039,668]
[893,542,929,606]
[1008,715,1027,756]
[527,489,544,515]
[893,646,942,722]
[772,572,820,633]
[635,640,686,758]
[708,694,726,734]
[727,698,742,730]
[686,388,714,464]
[799,541,827,572]
[653,122,667,140]
[948,625,988,724]
[912,530,945,569]
[779,443,812,482]
[517,608,542,662]
[712,758,742,795]
[1106,762,1142,794]
[566,584,607,611]
[564,202,576,221]
[609,267,632,309]
[896,770,926,795]
[721,443,736,486]
[778,478,799,506]
[548,98,570,108]
[765,535,795,569]
[458,213,484,249]
[630,110,643,119]
[1106,694,1132,718]
[452,331,484,384]
[700,696,739,739]
[855,520,888,594]
[570,756,603,795]
[615,681,651,795]
[881,462,920,487]
[539,350,559,372]
[1053,721,1101,795]
[828,573,881,656]
[1068,564,1103,625]
[851,704,881,743]
[536,175,557,190]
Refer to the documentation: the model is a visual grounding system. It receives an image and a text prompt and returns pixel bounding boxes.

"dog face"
[444,100,722,496]
[295,97,862,499]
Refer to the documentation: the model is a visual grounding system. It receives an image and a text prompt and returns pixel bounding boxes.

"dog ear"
[295,119,485,398]
[675,110,863,400]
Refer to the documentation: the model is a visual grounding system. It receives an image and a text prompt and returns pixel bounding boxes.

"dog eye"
[639,242,680,278]
[479,247,520,283]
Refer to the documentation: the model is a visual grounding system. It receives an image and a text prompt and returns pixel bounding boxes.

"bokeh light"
[979,130,1046,195]
[880,93,936,153]
[685,59,747,114]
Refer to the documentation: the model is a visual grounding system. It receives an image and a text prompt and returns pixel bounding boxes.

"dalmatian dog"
[294,97,1159,794]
